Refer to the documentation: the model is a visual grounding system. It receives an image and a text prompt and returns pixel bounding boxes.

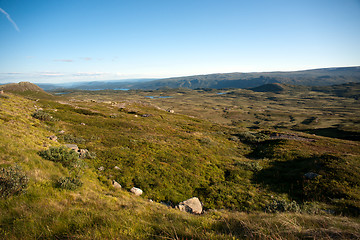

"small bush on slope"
[0,165,29,198]
[38,146,80,168]
[31,110,55,121]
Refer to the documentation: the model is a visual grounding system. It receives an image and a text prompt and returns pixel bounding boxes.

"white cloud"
[0,8,19,32]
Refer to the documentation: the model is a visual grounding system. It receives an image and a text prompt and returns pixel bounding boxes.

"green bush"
[265,199,301,213]
[38,146,80,168]
[32,110,54,121]
[59,134,86,144]
[55,176,83,190]
[0,165,29,198]
[234,131,268,144]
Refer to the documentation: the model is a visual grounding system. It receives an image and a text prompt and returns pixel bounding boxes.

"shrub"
[38,146,80,168]
[237,161,263,172]
[32,110,54,121]
[59,134,86,144]
[265,199,301,213]
[0,165,29,198]
[55,176,83,190]
[233,131,268,143]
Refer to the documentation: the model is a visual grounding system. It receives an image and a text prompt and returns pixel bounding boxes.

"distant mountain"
[8,67,360,92]
[129,66,360,90]
[37,79,157,91]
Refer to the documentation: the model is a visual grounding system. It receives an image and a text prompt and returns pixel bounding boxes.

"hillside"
[0,81,54,99]
[129,66,360,90]
[1,86,360,239]
[311,82,360,99]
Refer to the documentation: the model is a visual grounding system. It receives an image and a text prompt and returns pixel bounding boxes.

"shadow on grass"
[300,127,360,141]
[253,156,317,201]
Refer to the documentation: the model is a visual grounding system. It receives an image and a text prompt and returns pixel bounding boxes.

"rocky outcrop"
[304,172,319,179]
[48,135,58,141]
[65,144,79,152]
[98,166,104,171]
[112,180,122,190]
[130,187,143,196]
[177,197,202,214]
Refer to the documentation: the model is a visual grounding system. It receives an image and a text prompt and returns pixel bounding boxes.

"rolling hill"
[1,81,360,239]
[129,66,360,90]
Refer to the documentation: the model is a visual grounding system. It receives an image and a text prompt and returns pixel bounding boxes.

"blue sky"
[0,0,360,83]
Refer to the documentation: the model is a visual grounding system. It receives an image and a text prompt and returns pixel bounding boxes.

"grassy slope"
[1,92,360,239]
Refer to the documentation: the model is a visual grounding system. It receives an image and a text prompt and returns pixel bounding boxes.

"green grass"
[1,90,360,239]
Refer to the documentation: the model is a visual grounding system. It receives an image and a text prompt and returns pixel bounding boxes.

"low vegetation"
[0,83,359,239]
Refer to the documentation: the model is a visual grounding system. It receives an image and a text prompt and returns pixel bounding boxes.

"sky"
[0,0,360,83]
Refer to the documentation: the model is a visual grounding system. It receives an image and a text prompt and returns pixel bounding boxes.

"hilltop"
[0,81,53,99]
[0,81,45,92]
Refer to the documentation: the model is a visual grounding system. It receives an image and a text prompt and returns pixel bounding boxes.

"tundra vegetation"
[0,82,359,239]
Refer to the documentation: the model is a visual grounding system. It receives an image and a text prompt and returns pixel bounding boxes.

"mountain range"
[2,66,360,91]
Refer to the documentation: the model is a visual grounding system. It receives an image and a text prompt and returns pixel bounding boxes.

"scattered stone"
[0,90,3,94]
[130,187,143,196]
[149,199,153,203]
[134,115,138,117]
[304,172,319,179]
[79,149,89,158]
[81,122,86,125]
[167,109,174,113]
[65,144,79,152]
[177,197,202,214]
[114,166,121,170]
[98,166,104,171]
[48,135,58,141]
[141,114,153,117]
[58,130,65,134]
[269,133,315,142]
[112,180,122,189]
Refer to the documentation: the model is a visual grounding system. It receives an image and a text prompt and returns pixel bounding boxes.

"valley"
[1,82,359,239]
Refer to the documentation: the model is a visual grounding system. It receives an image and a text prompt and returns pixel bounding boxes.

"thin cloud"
[0,8,20,32]
[53,59,74,62]
[81,57,92,61]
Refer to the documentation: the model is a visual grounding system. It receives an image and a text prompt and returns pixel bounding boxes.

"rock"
[79,149,89,158]
[98,166,104,171]
[304,172,319,179]
[0,90,4,94]
[48,135,58,141]
[130,187,143,196]
[65,144,79,152]
[167,109,174,113]
[112,180,122,189]
[114,166,121,170]
[81,122,86,125]
[141,114,152,117]
[58,130,65,134]
[177,197,202,214]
